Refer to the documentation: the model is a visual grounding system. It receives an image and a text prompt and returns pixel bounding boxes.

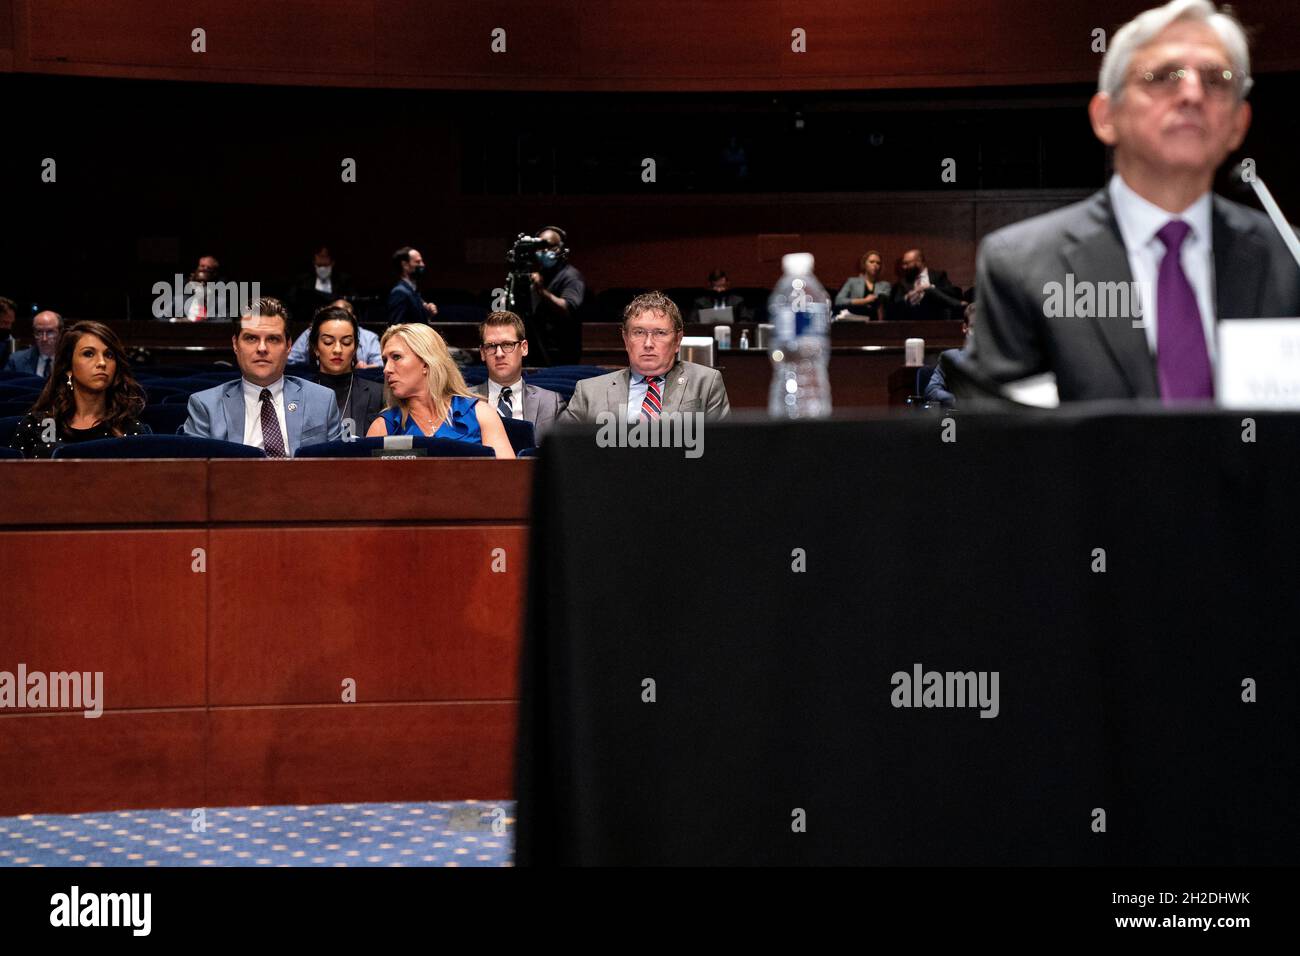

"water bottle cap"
[782,253,814,275]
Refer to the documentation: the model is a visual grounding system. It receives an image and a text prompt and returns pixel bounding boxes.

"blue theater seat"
[0,415,20,445]
[0,400,35,417]
[0,446,23,460]
[294,436,495,458]
[52,435,267,459]
[139,404,191,435]
[500,418,535,453]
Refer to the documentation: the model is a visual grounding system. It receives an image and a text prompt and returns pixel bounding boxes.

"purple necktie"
[1155,220,1213,401]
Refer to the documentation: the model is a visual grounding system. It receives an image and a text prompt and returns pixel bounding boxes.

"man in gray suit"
[183,297,342,456]
[472,311,565,444]
[561,291,731,424]
[956,0,1300,404]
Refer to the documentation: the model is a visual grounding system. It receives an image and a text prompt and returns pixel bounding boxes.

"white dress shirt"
[1108,173,1217,366]
[488,377,525,419]
[36,355,50,378]
[241,376,288,451]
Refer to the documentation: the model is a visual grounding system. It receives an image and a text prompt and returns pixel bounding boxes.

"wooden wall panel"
[0,711,205,815]
[206,702,516,805]
[0,530,207,710]
[26,0,375,74]
[207,459,533,523]
[207,525,526,704]
[13,0,1300,89]
[0,461,208,527]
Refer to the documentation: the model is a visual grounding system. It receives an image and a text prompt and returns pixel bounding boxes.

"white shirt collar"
[1109,173,1213,253]
[489,377,523,398]
[242,376,285,401]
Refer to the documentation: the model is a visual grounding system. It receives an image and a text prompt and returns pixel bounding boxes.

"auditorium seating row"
[0,364,609,458]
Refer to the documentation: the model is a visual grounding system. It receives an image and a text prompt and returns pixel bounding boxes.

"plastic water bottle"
[739,329,750,350]
[767,252,831,418]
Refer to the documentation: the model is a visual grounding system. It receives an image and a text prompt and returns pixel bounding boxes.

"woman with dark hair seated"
[8,320,150,459]
[308,304,384,434]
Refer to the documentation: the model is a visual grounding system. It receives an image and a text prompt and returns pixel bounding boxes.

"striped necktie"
[640,375,662,422]
[497,386,514,419]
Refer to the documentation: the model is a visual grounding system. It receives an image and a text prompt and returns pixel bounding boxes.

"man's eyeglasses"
[32,330,60,340]
[626,328,676,342]
[1135,63,1245,98]
[480,341,521,354]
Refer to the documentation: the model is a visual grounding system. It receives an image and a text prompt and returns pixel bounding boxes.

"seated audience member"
[925,302,977,408]
[473,311,565,443]
[886,248,964,322]
[689,269,751,323]
[0,296,16,366]
[182,298,342,456]
[367,323,515,458]
[177,255,224,321]
[288,298,381,366]
[5,310,63,378]
[834,251,892,320]
[8,320,150,459]
[285,245,354,322]
[387,247,439,325]
[307,305,385,435]
[561,291,731,424]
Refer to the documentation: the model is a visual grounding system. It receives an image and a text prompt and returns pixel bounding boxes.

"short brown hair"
[622,291,682,332]
[859,250,881,272]
[480,310,527,343]
[236,297,291,337]
[0,296,15,316]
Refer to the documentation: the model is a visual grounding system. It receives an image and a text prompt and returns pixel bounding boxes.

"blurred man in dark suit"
[689,269,750,323]
[956,0,1300,404]
[886,249,964,322]
[387,247,438,326]
[285,246,353,322]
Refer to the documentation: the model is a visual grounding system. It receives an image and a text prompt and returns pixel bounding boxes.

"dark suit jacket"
[471,380,565,442]
[957,188,1300,402]
[387,280,428,326]
[887,270,964,322]
[689,293,751,323]
[285,271,354,322]
[0,333,14,367]
[312,371,385,434]
[4,346,46,376]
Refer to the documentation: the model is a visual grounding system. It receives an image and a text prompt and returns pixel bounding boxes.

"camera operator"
[528,226,587,366]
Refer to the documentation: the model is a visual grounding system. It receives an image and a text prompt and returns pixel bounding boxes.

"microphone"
[1229,163,1300,271]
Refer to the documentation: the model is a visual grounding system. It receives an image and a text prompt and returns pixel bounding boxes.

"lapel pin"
[677,376,685,385]
[287,402,298,412]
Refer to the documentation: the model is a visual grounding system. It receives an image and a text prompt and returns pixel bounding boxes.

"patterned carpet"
[0,801,515,867]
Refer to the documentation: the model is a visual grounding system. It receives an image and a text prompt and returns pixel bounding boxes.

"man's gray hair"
[1098,0,1252,101]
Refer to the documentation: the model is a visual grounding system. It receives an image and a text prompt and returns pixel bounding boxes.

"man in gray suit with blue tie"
[471,311,565,443]
[560,291,730,424]
[183,297,342,456]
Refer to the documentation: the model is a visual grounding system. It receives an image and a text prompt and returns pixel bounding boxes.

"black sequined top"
[7,414,151,460]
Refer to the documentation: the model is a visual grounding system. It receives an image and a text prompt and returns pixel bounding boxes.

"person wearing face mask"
[285,246,354,323]
[307,305,385,434]
[387,246,439,326]
[885,248,964,322]
[529,226,587,366]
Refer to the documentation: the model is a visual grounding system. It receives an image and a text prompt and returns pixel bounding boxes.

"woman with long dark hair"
[8,320,150,459]
[307,304,384,434]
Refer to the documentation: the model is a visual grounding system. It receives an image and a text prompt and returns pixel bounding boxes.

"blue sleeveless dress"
[378,395,484,444]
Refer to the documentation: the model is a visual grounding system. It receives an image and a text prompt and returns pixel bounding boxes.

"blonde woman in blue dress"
[367,323,516,459]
